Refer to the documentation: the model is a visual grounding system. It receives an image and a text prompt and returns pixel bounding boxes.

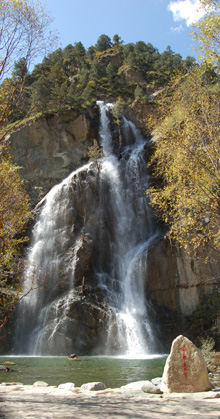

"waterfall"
[15,101,159,356]
[15,163,93,355]
[95,102,158,356]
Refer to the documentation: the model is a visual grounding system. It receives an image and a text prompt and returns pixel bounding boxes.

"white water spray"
[16,101,159,356]
[96,102,158,356]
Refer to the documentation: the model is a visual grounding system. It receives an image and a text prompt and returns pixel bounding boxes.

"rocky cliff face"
[145,238,220,349]
[6,109,99,206]
[5,106,220,354]
[147,238,218,316]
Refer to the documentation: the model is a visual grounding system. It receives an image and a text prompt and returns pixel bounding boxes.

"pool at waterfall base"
[0,355,167,388]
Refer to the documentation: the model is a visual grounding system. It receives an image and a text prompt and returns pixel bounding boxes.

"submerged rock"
[161,335,211,393]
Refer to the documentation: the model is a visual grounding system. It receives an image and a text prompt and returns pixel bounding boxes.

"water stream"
[15,101,159,356]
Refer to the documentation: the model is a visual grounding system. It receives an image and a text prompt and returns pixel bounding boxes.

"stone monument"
[161,335,211,393]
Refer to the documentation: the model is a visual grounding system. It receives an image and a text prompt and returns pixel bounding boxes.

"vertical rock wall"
[146,238,220,349]
[6,109,99,206]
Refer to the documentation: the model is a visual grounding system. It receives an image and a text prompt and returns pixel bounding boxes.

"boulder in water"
[161,335,211,393]
[0,365,12,372]
[68,353,81,361]
[2,361,16,365]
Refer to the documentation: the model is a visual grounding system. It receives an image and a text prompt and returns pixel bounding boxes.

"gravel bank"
[0,383,220,419]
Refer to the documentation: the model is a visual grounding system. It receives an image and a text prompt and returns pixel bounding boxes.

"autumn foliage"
[193,0,220,64]
[0,155,31,270]
[147,67,220,255]
[0,0,55,329]
[147,1,220,257]
[0,0,56,141]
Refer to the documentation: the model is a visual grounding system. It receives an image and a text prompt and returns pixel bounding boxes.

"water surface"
[0,355,166,388]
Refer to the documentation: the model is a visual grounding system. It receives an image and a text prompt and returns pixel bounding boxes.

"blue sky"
[42,0,205,60]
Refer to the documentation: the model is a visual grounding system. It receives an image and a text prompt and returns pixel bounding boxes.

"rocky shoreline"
[1,337,220,417]
[0,380,220,419]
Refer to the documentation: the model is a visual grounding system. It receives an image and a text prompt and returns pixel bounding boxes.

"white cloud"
[168,0,206,26]
[171,24,184,32]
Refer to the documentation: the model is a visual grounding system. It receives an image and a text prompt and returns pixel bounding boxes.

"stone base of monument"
[161,335,211,393]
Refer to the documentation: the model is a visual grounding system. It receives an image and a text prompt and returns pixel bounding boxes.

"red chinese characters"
[180,345,189,380]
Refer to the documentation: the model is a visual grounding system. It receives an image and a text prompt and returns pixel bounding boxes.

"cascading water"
[15,164,93,354]
[95,102,158,356]
[15,101,159,356]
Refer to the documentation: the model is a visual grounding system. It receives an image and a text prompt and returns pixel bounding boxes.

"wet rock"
[161,335,211,393]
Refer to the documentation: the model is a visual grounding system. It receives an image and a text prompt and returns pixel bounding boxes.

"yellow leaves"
[0,0,56,78]
[0,151,31,270]
[0,78,14,123]
[0,0,57,140]
[147,66,220,254]
[192,0,220,64]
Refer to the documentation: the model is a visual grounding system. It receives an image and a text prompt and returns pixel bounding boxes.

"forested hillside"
[0,33,195,130]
